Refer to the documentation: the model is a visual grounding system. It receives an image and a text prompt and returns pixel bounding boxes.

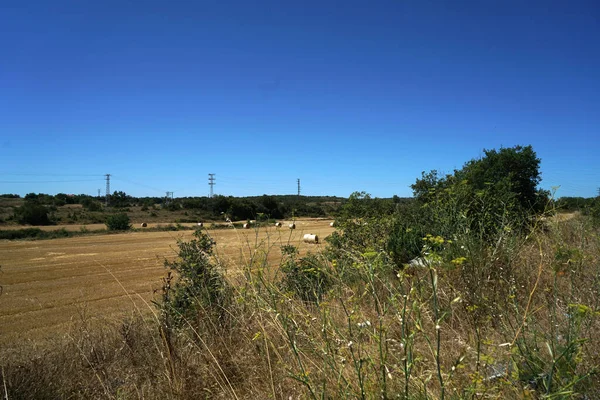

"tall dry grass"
[1,213,599,399]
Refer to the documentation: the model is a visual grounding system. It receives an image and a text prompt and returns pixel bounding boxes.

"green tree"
[110,191,132,208]
[410,145,546,240]
[105,213,131,231]
[456,145,544,212]
[81,197,102,211]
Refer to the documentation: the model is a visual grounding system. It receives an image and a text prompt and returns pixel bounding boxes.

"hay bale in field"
[275,222,282,227]
[289,223,296,230]
[140,222,147,228]
[303,234,318,244]
[243,223,250,229]
[197,222,203,227]
[329,221,335,227]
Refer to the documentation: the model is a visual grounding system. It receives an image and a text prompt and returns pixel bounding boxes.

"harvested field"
[0,219,334,349]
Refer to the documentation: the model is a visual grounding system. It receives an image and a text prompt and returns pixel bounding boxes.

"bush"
[0,228,44,240]
[105,213,131,231]
[16,203,52,225]
[590,200,600,227]
[280,245,331,303]
[0,228,71,240]
[158,230,231,329]
[81,198,103,212]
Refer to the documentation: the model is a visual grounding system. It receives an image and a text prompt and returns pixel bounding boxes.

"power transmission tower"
[97,189,101,198]
[105,174,111,206]
[165,191,174,206]
[208,173,216,198]
[297,178,301,197]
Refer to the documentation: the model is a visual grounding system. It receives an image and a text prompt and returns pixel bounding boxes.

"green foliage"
[164,201,180,211]
[589,199,600,227]
[458,145,543,211]
[227,198,256,221]
[410,145,545,241]
[24,192,55,205]
[387,224,423,266]
[556,196,596,212]
[109,191,132,208]
[81,197,102,211]
[16,202,52,225]
[325,193,400,281]
[159,230,231,328]
[105,213,131,231]
[55,193,77,205]
[259,195,285,219]
[335,191,395,223]
[280,245,331,303]
[0,228,71,240]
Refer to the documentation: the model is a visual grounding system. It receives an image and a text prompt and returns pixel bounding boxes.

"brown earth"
[0,219,334,349]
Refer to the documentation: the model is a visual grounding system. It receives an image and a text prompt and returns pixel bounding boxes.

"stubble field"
[0,219,334,350]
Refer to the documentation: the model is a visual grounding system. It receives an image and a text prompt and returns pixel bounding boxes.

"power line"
[0,179,103,183]
[111,176,166,194]
[0,173,103,177]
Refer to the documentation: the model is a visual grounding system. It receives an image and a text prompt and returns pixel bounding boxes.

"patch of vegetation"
[105,213,131,231]
[14,202,53,225]
[0,228,70,240]
[158,229,231,329]
[280,245,331,303]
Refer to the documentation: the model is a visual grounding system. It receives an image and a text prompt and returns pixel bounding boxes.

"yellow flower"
[451,257,467,266]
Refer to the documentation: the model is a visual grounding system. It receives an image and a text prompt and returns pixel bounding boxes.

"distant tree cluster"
[1,190,352,224]
[555,197,598,212]
[179,194,346,221]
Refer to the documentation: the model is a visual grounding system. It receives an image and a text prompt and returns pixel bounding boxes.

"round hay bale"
[275,222,282,227]
[197,222,203,227]
[329,221,335,227]
[289,223,296,230]
[140,222,147,228]
[243,223,250,229]
[303,234,318,244]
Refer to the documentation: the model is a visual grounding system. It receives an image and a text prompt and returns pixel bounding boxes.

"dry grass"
[1,216,599,399]
[0,219,334,348]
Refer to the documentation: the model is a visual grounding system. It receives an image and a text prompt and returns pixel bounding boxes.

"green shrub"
[158,230,231,329]
[81,198,103,211]
[387,223,423,266]
[0,228,71,240]
[0,228,44,240]
[590,200,600,227]
[280,245,331,303]
[16,203,52,225]
[105,213,131,231]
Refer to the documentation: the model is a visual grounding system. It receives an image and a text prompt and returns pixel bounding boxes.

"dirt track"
[0,219,334,348]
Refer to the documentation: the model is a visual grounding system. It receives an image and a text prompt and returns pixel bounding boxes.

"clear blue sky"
[1,0,598,198]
